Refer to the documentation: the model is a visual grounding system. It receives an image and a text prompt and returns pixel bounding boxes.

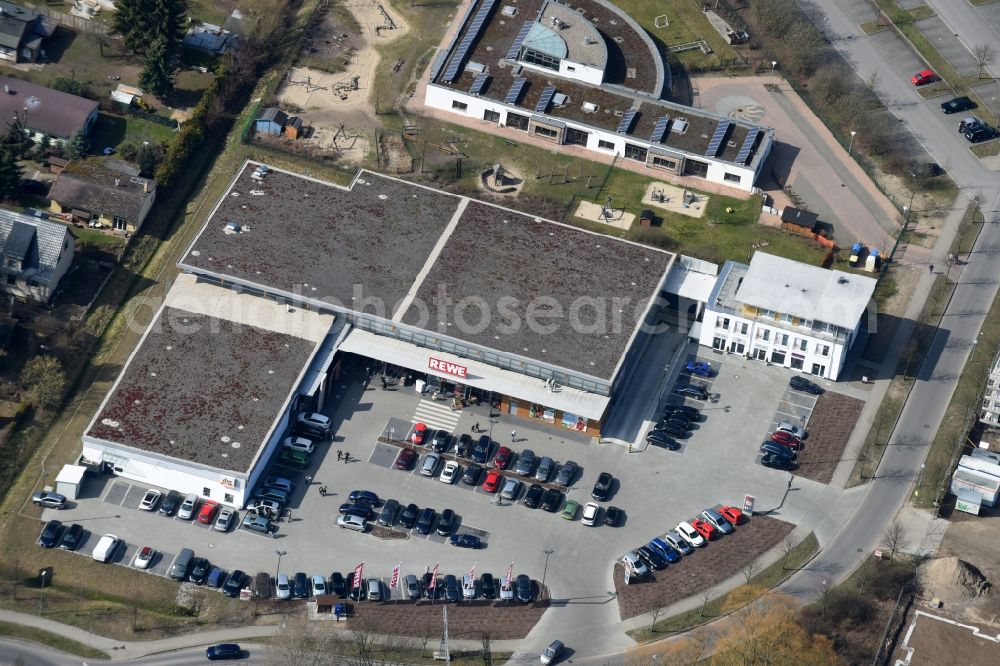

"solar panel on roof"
[505,21,534,60]
[469,72,490,95]
[441,0,498,83]
[650,116,670,143]
[617,108,638,134]
[505,77,527,105]
[735,128,763,166]
[705,120,732,157]
[535,85,556,113]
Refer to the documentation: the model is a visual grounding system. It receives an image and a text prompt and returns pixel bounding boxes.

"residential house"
[255,107,288,136]
[698,252,877,381]
[48,161,156,234]
[0,1,56,63]
[0,209,74,303]
[0,75,99,144]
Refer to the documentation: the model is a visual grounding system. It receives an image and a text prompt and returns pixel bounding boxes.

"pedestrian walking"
[337,450,343,460]
[305,474,313,484]
[344,451,350,463]
[511,430,517,442]
[319,485,327,497]
[929,264,934,274]
[473,422,480,433]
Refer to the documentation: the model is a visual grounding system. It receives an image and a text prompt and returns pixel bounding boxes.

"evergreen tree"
[66,130,90,160]
[139,37,175,101]
[112,0,155,53]
[113,0,188,55]
[136,142,159,177]
[0,146,22,200]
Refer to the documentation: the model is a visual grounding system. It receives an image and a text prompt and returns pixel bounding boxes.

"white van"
[91,534,119,562]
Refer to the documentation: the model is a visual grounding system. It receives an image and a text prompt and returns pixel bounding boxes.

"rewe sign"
[428,357,468,379]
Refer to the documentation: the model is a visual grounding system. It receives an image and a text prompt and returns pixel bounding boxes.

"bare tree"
[481,632,492,666]
[649,605,664,634]
[743,561,759,586]
[973,43,996,79]
[699,588,712,616]
[866,69,880,91]
[881,519,907,560]
[780,534,797,569]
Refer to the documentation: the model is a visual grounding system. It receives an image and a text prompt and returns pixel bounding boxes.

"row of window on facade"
[711,336,828,376]
[716,314,845,340]
[714,315,831,357]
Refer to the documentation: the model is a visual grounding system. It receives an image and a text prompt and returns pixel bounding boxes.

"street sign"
[742,493,756,515]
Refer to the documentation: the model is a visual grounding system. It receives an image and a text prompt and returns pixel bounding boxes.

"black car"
[761,453,797,470]
[422,572,438,599]
[191,557,212,584]
[789,376,824,395]
[659,412,693,426]
[158,490,181,516]
[662,404,700,419]
[966,125,999,143]
[377,499,400,526]
[58,523,84,551]
[655,421,689,438]
[941,96,975,114]
[480,572,497,599]
[399,503,420,529]
[444,574,461,602]
[348,490,379,506]
[636,545,668,570]
[673,383,710,400]
[462,463,483,486]
[37,520,62,548]
[450,534,482,548]
[436,508,456,536]
[555,460,578,487]
[604,506,624,527]
[339,502,374,519]
[523,483,544,509]
[222,570,249,598]
[646,430,680,450]
[591,472,613,501]
[206,643,242,661]
[471,436,491,464]
[541,488,564,512]
[456,433,473,458]
[760,441,797,460]
[415,507,436,535]
[516,574,533,603]
[330,571,347,598]
[292,572,310,598]
[431,430,451,453]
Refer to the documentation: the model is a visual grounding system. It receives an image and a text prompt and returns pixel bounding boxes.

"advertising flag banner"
[468,562,477,587]
[502,562,514,590]
[352,562,364,590]
[428,562,440,590]
[390,563,400,589]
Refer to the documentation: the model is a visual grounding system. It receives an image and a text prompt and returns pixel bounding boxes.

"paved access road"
[0,638,267,665]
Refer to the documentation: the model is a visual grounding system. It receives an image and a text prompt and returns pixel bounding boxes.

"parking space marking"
[149,550,174,576]
[368,442,400,469]
[103,480,130,506]
[122,485,147,510]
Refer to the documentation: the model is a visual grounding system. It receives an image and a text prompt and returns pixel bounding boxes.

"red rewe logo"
[428,357,468,379]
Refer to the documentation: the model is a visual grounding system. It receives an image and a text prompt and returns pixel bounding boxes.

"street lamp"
[274,549,287,581]
[915,463,926,496]
[488,417,499,442]
[771,60,777,73]
[849,130,856,156]
[541,549,554,600]
[39,569,47,615]
[902,205,910,227]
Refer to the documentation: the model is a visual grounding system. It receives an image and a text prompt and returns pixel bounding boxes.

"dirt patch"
[378,134,413,174]
[918,557,992,605]
[897,611,1000,666]
[613,516,794,620]
[344,598,549,640]
[934,512,1000,627]
[371,525,408,540]
[796,392,864,484]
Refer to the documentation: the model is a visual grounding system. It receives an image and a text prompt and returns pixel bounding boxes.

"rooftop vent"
[582,101,598,112]
[672,118,689,134]
[552,92,568,106]
[502,6,517,16]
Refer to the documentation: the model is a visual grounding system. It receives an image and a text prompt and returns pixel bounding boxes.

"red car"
[493,446,512,470]
[719,505,743,526]
[770,430,801,450]
[482,470,502,493]
[690,517,717,540]
[395,447,418,470]
[197,500,220,525]
[411,422,427,446]
[911,69,936,86]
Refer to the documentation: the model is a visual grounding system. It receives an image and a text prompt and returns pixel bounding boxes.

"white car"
[311,575,327,596]
[296,412,331,434]
[776,421,806,440]
[92,534,119,562]
[676,521,706,548]
[581,502,600,526]
[439,460,460,484]
[621,551,650,578]
[282,436,315,454]
[462,574,477,599]
[337,514,367,532]
[177,493,198,520]
[134,545,156,569]
[499,582,514,601]
[251,499,281,516]
[138,489,161,511]
[276,573,291,600]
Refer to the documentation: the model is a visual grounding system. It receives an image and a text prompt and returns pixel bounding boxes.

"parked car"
[462,463,482,485]
[480,572,497,599]
[207,567,227,588]
[514,448,536,475]
[58,523,84,551]
[720,505,744,525]
[205,643,242,661]
[535,456,555,482]
[264,476,294,494]
[241,513,272,534]
[330,571,347,598]
[92,534,120,562]
[337,514,368,532]
[431,429,451,453]
[636,545,668,570]
[254,487,289,505]
[377,499,400,526]
[647,430,680,450]
[421,572,437,599]
[395,447,418,470]
[222,570,249,598]
[516,574,533,603]
[604,506,624,527]
[134,545,156,569]
[275,573,291,600]
[177,493,199,520]
[282,436,315,454]
[158,490,181,516]
[690,518,717,540]
[659,411,693,427]
[789,376,824,395]
[591,472,613,501]
[555,460,578,486]
[481,470,502,493]
[702,508,734,535]
[214,507,236,532]
[654,422,689,438]
[405,574,421,600]
[191,557,212,585]
[493,446,513,470]
[775,421,806,440]
[541,488,564,512]
[664,529,694,556]
[37,520,62,548]
[444,575,461,603]
[349,490,379,505]
[462,574,477,599]
[941,96,975,114]
[662,404,701,419]
[471,436,491,463]
[415,507,436,535]
[561,500,579,520]
[621,551,649,578]
[339,503,374,519]
[499,578,514,601]
[685,360,713,376]
[278,449,310,469]
[649,538,682,563]
[311,575,327,596]
[138,489,160,512]
[966,125,1000,143]
[437,508,456,536]
[411,421,427,445]
[366,578,382,601]
[295,412,331,437]
[500,477,522,501]
[251,499,282,517]
[911,68,936,86]
[399,503,419,528]
[673,383,709,400]
[450,534,482,548]
[420,453,441,477]
[440,460,460,484]
[959,116,984,134]
[523,483,544,509]
[676,521,705,548]
[771,430,801,449]
[197,500,220,525]
[760,441,797,460]
[541,640,565,665]
[762,453,797,470]
[456,433,473,458]
[582,502,600,526]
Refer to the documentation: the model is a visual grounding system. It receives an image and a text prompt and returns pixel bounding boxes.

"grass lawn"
[89,113,177,153]
[0,621,108,660]
[970,141,1000,158]
[627,532,819,641]
[66,225,129,250]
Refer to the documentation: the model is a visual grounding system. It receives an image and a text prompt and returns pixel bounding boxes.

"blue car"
[649,537,682,563]
[685,360,713,377]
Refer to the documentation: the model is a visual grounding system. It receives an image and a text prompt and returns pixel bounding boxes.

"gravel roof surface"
[86,306,317,472]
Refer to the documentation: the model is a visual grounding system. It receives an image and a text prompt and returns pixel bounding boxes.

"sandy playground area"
[642,181,709,218]
[575,201,635,230]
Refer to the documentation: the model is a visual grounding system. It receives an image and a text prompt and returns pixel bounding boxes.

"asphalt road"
[0,638,267,665]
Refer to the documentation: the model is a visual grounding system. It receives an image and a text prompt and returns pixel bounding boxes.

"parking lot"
[41,352,859,627]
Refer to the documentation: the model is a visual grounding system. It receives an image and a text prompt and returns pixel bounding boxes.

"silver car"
[776,421,806,440]
[500,477,522,501]
[535,456,555,482]
[664,529,694,556]
[404,574,421,600]
[214,506,236,532]
[701,508,733,535]
[420,453,441,477]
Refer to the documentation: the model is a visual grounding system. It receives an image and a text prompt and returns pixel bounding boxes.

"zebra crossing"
[412,398,461,432]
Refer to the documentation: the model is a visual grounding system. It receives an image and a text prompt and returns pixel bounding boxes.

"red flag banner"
[468,562,477,586]
[428,562,440,590]
[502,562,514,590]
[352,562,364,590]
[390,563,400,589]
